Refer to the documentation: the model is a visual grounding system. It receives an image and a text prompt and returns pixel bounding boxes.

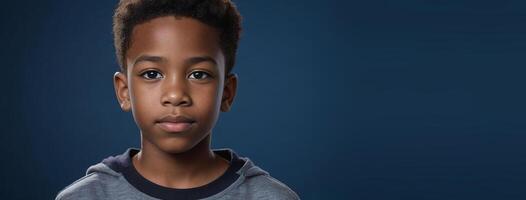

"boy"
[55,0,299,199]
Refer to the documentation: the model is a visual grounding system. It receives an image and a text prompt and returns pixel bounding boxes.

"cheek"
[192,83,222,115]
[129,82,160,124]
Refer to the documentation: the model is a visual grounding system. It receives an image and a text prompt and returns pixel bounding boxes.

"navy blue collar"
[102,148,245,200]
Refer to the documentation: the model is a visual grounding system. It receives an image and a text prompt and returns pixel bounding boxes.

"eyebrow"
[133,55,165,66]
[133,54,217,67]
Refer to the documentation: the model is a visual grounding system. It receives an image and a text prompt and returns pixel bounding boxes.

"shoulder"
[55,171,120,200]
[241,174,300,200]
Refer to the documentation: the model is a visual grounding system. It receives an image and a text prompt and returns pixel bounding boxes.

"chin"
[155,137,201,154]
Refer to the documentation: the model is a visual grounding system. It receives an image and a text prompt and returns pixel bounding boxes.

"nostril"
[177,100,187,106]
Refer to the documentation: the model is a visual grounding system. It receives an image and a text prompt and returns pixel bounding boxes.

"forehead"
[125,16,224,69]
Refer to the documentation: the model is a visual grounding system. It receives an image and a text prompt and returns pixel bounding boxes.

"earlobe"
[220,73,238,112]
[120,101,131,111]
[113,71,131,112]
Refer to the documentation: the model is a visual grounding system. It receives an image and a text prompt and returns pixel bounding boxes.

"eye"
[140,70,163,80]
[188,71,211,80]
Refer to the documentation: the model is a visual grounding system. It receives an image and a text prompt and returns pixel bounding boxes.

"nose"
[160,75,192,107]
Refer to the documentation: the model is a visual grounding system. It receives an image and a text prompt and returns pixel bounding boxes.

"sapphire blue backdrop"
[1,0,525,199]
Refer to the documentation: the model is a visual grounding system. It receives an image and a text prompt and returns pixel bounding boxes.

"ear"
[113,72,131,112]
[220,73,238,112]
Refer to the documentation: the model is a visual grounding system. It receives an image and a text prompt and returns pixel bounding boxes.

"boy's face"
[113,16,237,153]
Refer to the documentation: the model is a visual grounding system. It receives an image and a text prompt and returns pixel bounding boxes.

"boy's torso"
[55,148,300,200]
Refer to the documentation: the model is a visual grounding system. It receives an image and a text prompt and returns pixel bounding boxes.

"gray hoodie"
[55,148,299,200]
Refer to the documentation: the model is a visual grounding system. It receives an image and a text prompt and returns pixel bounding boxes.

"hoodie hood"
[85,148,268,199]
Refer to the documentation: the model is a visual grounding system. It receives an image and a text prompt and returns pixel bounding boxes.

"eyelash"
[139,70,212,80]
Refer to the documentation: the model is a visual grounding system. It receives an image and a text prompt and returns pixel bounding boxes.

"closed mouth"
[155,114,195,133]
[156,115,196,124]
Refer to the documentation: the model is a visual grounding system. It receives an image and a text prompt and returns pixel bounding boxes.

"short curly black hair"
[113,0,242,74]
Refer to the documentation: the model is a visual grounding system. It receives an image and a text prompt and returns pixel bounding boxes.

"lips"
[156,115,195,133]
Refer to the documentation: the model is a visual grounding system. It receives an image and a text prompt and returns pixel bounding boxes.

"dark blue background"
[1,0,525,199]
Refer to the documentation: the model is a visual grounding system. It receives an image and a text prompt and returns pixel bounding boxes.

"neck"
[132,133,229,189]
